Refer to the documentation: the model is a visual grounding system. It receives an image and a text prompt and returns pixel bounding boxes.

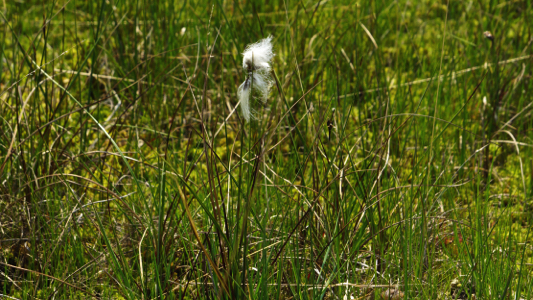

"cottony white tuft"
[242,36,274,71]
[237,36,274,122]
[237,82,251,121]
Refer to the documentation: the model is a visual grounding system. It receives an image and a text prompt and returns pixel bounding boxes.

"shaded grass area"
[1,0,533,299]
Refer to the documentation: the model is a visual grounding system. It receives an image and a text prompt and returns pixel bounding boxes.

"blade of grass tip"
[175,177,230,296]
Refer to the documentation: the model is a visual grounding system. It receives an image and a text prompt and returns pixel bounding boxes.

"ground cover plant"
[1,0,533,299]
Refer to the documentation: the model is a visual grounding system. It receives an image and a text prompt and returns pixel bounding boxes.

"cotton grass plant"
[237,36,274,122]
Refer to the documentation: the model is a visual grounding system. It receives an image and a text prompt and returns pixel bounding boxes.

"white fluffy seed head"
[237,80,252,122]
[242,36,274,71]
[250,71,272,103]
[238,36,274,122]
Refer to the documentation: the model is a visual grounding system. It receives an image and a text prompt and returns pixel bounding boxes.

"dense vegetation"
[1,0,533,299]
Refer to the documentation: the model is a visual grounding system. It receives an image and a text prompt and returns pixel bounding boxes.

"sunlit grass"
[1,0,533,299]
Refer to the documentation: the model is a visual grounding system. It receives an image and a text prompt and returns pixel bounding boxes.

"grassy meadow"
[1,0,533,299]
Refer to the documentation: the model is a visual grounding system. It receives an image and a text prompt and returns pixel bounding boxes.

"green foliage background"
[1,0,532,299]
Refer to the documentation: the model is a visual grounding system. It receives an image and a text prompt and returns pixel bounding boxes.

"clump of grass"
[1,1,533,299]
